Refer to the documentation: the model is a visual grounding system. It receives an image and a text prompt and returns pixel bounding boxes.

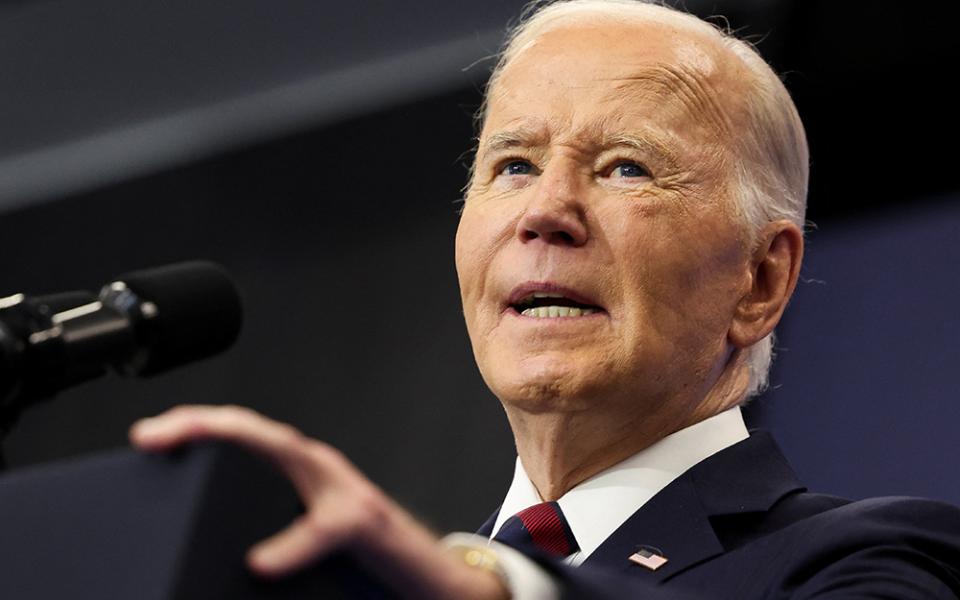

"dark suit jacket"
[478,432,960,599]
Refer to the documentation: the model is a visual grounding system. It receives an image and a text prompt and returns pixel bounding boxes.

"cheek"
[456,196,520,264]
[454,219,481,328]
[454,204,510,324]
[609,209,748,357]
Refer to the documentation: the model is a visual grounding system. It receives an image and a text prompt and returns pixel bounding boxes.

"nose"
[515,171,588,247]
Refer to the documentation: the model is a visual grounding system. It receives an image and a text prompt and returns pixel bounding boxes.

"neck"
[505,358,750,501]
[507,410,676,501]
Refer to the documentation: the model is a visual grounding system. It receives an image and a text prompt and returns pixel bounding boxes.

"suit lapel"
[581,473,723,581]
[582,432,805,583]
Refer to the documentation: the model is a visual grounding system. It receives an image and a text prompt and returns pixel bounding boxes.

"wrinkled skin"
[456,20,802,499]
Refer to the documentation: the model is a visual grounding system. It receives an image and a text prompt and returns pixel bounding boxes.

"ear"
[728,220,804,348]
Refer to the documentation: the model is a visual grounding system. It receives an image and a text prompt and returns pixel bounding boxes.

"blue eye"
[501,160,534,176]
[612,162,649,178]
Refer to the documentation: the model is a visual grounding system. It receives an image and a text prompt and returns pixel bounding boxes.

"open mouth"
[510,291,603,319]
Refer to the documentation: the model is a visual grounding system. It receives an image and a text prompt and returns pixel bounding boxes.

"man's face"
[456,20,755,423]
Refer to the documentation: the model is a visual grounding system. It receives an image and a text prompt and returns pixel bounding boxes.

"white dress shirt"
[443,407,750,598]
[491,406,750,565]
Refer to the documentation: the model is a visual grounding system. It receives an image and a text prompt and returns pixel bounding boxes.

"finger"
[130,405,332,500]
[246,512,350,578]
[130,405,305,461]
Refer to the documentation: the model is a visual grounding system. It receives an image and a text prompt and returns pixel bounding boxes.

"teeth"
[518,291,566,306]
[520,306,597,318]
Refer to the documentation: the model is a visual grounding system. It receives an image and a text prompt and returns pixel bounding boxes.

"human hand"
[130,405,509,600]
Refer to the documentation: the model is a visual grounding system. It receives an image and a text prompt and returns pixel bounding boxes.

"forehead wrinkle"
[611,63,735,139]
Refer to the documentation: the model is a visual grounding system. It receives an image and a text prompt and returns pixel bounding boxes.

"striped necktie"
[492,501,579,559]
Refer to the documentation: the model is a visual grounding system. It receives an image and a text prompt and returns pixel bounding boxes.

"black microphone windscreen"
[116,261,243,376]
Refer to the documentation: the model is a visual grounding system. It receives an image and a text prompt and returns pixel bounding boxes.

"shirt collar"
[490,406,749,562]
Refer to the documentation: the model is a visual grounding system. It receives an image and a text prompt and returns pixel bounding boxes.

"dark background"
[0,0,958,532]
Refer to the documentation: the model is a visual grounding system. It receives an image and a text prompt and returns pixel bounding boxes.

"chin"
[486,352,606,414]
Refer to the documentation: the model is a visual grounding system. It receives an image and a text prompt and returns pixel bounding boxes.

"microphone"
[0,261,243,429]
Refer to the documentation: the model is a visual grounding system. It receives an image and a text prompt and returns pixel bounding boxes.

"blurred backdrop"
[1,0,958,532]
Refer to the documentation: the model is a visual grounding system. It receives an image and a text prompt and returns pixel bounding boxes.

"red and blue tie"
[493,501,579,558]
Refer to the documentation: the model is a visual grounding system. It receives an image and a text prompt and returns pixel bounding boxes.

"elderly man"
[130,0,960,598]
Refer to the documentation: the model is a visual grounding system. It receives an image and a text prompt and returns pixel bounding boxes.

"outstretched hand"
[130,405,509,600]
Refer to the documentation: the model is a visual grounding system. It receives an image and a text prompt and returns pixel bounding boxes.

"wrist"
[441,533,561,600]
[445,543,511,600]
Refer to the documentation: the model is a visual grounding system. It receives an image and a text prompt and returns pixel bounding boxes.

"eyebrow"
[604,133,679,165]
[480,125,681,168]
[482,128,548,154]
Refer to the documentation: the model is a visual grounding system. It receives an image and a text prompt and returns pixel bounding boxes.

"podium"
[0,443,393,599]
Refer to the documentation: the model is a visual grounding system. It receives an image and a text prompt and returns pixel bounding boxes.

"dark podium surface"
[0,442,391,599]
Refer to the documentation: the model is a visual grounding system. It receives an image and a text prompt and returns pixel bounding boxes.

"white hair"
[477,0,809,399]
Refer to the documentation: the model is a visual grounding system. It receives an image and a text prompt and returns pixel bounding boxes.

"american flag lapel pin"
[629,546,668,571]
